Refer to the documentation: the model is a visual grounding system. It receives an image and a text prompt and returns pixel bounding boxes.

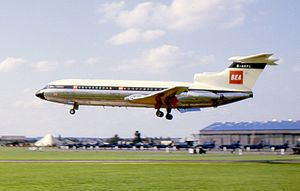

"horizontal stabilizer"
[229,53,278,65]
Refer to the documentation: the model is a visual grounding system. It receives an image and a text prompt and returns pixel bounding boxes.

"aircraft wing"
[124,86,188,107]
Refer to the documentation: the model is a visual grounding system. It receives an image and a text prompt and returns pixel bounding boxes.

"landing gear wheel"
[156,110,164,118]
[69,103,79,115]
[165,113,173,120]
[165,108,173,120]
[69,109,76,115]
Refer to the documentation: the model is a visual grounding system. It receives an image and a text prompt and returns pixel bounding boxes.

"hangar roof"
[202,120,300,131]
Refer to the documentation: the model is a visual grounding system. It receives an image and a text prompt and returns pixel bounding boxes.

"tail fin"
[194,53,278,91]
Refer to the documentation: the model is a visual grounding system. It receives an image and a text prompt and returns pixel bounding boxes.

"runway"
[1,159,300,163]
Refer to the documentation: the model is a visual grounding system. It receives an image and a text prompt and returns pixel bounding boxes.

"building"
[197,120,300,146]
[0,136,27,146]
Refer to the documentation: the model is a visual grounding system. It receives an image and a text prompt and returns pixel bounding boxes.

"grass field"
[1,147,300,161]
[0,147,299,191]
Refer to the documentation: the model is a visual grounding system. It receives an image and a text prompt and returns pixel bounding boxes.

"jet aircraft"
[36,53,277,120]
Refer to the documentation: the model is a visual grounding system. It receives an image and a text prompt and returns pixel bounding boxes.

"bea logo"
[229,70,243,84]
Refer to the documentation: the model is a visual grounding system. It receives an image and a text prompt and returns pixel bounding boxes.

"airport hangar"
[196,120,300,146]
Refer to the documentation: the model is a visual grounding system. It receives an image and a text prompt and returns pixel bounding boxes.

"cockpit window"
[46,85,55,89]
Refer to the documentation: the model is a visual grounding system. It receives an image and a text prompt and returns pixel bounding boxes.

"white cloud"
[114,45,180,73]
[98,0,251,44]
[31,61,57,73]
[0,57,26,72]
[109,28,165,45]
[116,2,163,29]
[97,1,125,23]
[113,44,215,74]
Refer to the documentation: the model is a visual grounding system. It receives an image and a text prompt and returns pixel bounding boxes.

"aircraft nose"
[35,90,46,100]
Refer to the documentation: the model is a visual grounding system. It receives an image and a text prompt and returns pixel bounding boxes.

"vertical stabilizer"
[194,53,278,91]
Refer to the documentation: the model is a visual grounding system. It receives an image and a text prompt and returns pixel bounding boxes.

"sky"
[0,0,299,138]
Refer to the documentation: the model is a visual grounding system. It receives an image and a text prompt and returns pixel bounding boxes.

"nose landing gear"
[69,103,79,115]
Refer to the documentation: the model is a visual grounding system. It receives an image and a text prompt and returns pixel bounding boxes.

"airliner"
[36,53,277,120]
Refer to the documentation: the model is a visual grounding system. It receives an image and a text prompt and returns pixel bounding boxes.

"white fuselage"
[36,79,252,109]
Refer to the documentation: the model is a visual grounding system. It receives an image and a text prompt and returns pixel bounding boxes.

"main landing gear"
[69,103,79,115]
[156,108,173,120]
[156,110,164,118]
[165,108,173,120]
